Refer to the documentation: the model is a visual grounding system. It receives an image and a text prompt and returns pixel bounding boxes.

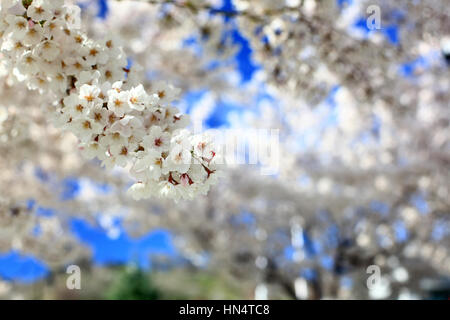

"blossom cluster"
[0,0,220,200]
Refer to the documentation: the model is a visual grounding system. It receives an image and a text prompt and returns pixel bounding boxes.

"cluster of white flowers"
[0,0,220,200]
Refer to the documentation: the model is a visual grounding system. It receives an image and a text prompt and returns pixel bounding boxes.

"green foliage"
[103,266,245,300]
[105,266,162,300]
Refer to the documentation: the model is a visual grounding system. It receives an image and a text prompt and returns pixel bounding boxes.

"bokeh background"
[0,0,449,299]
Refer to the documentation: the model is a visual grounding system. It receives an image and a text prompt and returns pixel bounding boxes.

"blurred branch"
[114,0,305,22]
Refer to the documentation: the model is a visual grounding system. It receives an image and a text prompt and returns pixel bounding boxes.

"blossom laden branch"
[0,0,220,201]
